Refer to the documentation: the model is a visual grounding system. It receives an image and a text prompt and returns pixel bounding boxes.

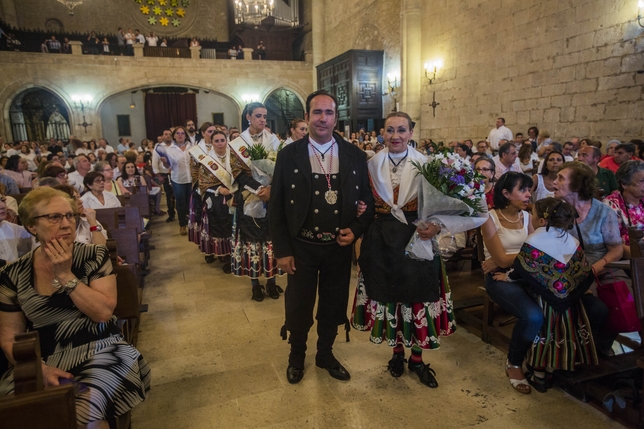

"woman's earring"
[248,120,251,126]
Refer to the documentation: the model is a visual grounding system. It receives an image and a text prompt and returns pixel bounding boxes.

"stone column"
[69,41,83,56]
[134,44,144,58]
[401,0,422,128]
[311,0,325,89]
[190,45,201,59]
[243,48,254,60]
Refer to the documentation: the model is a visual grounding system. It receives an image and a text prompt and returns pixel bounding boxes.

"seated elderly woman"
[94,161,129,196]
[604,160,644,258]
[0,194,37,266]
[0,187,150,428]
[81,172,122,210]
[1,155,35,189]
[54,184,108,246]
[552,162,619,356]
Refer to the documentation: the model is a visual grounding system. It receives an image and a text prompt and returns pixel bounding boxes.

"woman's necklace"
[388,149,408,173]
[498,208,521,223]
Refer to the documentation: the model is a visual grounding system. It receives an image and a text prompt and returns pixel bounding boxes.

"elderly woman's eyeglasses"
[475,167,493,172]
[34,212,79,224]
[93,178,105,184]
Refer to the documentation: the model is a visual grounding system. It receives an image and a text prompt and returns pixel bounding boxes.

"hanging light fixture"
[233,0,299,27]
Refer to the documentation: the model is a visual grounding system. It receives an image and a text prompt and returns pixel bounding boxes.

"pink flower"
[531,249,540,259]
[554,281,564,291]
[554,262,566,270]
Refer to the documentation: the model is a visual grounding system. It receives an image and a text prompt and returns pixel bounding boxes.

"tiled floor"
[131,216,624,429]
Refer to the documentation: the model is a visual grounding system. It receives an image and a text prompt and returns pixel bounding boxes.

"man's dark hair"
[563,141,573,148]
[498,142,514,156]
[119,137,125,143]
[498,117,505,124]
[515,133,523,138]
[616,142,636,155]
[305,90,338,115]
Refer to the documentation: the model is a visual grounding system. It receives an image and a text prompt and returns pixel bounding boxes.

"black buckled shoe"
[204,255,216,264]
[251,285,264,302]
[316,358,351,381]
[286,366,304,384]
[408,362,438,388]
[387,354,406,378]
[266,282,281,299]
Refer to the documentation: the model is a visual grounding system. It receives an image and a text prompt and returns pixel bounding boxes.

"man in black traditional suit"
[270,90,375,384]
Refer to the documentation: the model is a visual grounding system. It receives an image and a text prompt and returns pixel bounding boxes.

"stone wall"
[0,51,313,143]
[4,0,229,41]
[319,0,402,114]
[419,0,644,143]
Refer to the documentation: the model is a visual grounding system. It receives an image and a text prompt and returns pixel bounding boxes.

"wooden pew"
[113,265,142,346]
[556,257,644,426]
[0,332,76,429]
[118,193,151,218]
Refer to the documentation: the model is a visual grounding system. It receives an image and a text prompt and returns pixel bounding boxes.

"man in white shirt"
[146,32,158,47]
[562,141,575,162]
[492,142,522,180]
[95,138,115,156]
[185,120,198,144]
[160,129,193,235]
[6,142,20,157]
[68,154,91,193]
[134,29,145,45]
[487,117,513,152]
[152,130,175,223]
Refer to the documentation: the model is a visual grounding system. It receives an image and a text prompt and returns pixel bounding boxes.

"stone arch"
[1,82,74,142]
[261,87,306,137]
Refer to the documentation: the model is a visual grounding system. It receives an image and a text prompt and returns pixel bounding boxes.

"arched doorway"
[263,88,305,139]
[10,88,71,142]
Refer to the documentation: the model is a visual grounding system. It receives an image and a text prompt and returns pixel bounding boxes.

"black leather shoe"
[266,282,280,299]
[408,362,438,388]
[251,285,264,302]
[165,217,175,223]
[316,360,351,381]
[221,262,232,274]
[286,366,304,384]
[204,255,216,264]
[387,354,406,378]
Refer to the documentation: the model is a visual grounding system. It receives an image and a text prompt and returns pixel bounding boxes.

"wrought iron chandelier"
[234,0,274,25]
[233,0,299,27]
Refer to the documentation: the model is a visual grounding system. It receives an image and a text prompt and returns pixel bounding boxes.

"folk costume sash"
[188,144,237,192]
[229,129,280,168]
[367,148,427,224]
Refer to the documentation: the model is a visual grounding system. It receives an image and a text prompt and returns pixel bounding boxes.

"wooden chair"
[8,193,30,206]
[113,265,142,346]
[479,227,513,348]
[451,227,486,336]
[0,332,76,429]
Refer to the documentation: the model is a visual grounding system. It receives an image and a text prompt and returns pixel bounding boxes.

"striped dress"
[0,243,150,425]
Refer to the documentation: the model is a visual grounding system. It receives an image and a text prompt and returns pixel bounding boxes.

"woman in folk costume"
[188,123,235,272]
[493,197,597,392]
[229,102,282,301]
[352,112,456,389]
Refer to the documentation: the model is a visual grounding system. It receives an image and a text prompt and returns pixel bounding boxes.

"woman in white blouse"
[80,171,122,210]
[0,195,37,265]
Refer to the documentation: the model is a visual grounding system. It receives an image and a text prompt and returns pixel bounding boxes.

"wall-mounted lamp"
[424,59,444,85]
[386,72,400,112]
[130,92,136,109]
[387,72,400,94]
[71,94,92,112]
[638,0,644,27]
[242,94,260,104]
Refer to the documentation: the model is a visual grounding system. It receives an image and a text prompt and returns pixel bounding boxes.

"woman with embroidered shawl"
[494,197,597,392]
[351,112,455,389]
[188,124,235,271]
[229,102,282,301]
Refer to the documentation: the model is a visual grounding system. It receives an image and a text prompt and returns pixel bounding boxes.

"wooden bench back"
[95,207,143,233]
[107,228,141,266]
[629,227,644,258]
[0,332,76,429]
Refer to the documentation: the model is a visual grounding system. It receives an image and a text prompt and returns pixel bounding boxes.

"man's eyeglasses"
[34,212,79,224]
[175,132,186,135]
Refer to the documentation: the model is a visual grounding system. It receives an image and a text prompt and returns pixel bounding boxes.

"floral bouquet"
[243,142,278,218]
[406,152,488,261]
